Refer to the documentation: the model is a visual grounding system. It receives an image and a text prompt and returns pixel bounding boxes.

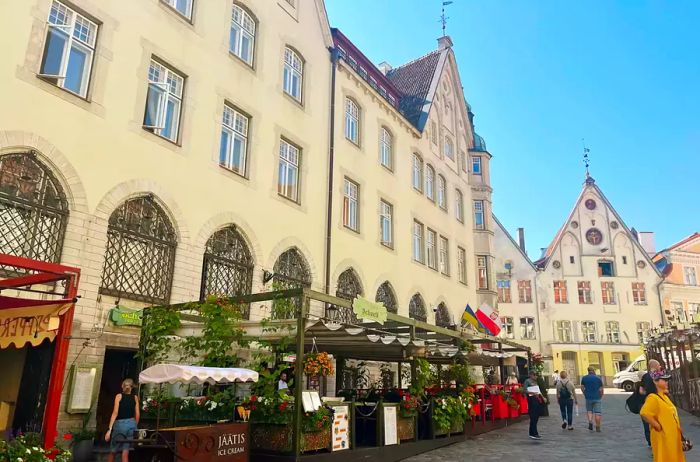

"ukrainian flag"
[461,304,486,332]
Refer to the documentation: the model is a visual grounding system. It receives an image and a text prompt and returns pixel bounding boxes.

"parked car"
[612,355,646,392]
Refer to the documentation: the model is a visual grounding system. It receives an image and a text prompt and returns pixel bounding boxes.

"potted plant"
[0,432,71,462]
[64,410,96,462]
[506,397,520,418]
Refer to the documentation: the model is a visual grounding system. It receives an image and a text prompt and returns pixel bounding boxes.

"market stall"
[134,364,258,462]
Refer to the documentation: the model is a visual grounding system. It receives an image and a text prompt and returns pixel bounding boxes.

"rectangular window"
[472,156,482,174]
[672,301,686,323]
[684,266,698,285]
[283,47,303,102]
[380,200,393,247]
[412,221,424,263]
[278,139,300,202]
[455,190,464,223]
[458,247,467,284]
[477,256,488,290]
[162,0,193,19]
[437,175,447,210]
[412,154,423,192]
[622,255,628,265]
[554,280,568,303]
[501,317,514,339]
[473,200,485,230]
[689,303,700,319]
[556,320,572,343]
[497,280,511,303]
[439,236,449,275]
[379,127,392,170]
[601,281,616,304]
[426,229,437,270]
[605,321,620,343]
[577,281,592,304]
[632,282,646,305]
[598,260,615,277]
[518,280,532,303]
[520,317,535,340]
[582,321,597,343]
[342,178,359,231]
[39,1,97,97]
[444,137,454,160]
[430,121,438,145]
[230,4,255,65]
[219,104,248,175]
[636,321,650,343]
[143,59,184,142]
[345,98,360,144]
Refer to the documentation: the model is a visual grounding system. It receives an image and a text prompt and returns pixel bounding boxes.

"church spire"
[583,139,594,184]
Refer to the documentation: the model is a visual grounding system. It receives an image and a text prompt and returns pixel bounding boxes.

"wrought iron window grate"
[271,248,311,319]
[375,281,397,314]
[409,293,427,322]
[330,268,362,324]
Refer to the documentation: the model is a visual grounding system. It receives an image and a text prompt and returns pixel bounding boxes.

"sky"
[325,0,700,259]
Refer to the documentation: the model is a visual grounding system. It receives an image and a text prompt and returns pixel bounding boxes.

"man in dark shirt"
[639,359,660,446]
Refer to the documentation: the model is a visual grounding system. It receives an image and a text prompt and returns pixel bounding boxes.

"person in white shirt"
[552,370,560,386]
[278,371,289,392]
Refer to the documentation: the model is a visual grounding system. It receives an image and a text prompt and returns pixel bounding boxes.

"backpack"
[559,383,572,401]
[625,383,644,414]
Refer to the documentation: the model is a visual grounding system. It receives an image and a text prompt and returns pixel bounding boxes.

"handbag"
[682,434,693,452]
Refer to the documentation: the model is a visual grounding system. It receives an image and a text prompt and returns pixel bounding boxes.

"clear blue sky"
[325,0,700,258]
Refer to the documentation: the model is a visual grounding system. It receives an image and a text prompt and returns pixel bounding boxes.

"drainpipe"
[656,278,665,328]
[324,47,339,295]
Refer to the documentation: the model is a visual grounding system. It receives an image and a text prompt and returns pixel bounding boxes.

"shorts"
[110,418,137,452]
[585,399,602,415]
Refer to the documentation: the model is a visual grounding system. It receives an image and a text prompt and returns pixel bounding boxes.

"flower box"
[450,418,465,434]
[508,404,520,418]
[397,415,416,441]
[251,423,331,453]
[492,395,509,419]
[516,394,528,414]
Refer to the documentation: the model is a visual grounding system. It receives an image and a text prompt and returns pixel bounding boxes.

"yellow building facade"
[653,233,700,325]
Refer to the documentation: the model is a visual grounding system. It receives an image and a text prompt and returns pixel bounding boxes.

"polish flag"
[475,302,501,336]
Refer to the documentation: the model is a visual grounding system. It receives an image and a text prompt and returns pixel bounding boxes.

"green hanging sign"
[110,306,143,327]
[352,296,387,325]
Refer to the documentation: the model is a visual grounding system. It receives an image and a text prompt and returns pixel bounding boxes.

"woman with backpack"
[556,370,578,430]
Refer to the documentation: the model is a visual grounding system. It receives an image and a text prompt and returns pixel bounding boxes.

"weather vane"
[440,1,454,37]
[582,138,591,178]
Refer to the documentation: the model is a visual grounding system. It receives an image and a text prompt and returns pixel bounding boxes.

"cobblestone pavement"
[405,390,700,462]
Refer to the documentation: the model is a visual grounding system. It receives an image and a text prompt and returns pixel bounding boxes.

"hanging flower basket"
[303,352,334,377]
[492,393,509,419]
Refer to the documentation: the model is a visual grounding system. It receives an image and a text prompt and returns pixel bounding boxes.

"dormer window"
[598,260,614,277]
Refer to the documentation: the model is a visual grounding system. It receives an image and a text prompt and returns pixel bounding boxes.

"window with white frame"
[556,320,572,342]
[457,247,467,284]
[162,0,193,19]
[582,321,597,343]
[342,178,359,231]
[472,156,482,174]
[518,280,532,303]
[632,282,647,305]
[684,266,698,285]
[380,200,393,247]
[689,303,700,319]
[455,189,464,222]
[283,47,303,102]
[601,281,616,304]
[426,229,437,270]
[554,280,568,303]
[143,60,184,142]
[497,280,511,303]
[636,321,650,343]
[477,256,488,290]
[578,281,592,304]
[444,137,454,160]
[412,154,423,191]
[439,236,449,275]
[520,317,536,339]
[278,139,300,201]
[437,175,447,210]
[379,127,392,170]
[605,321,620,343]
[473,200,484,230]
[219,104,248,175]
[501,316,514,339]
[345,98,360,143]
[672,301,686,323]
[425,165,435,201]
[230,4,255,65]
[39,1,97,97]
[412,220,424,263]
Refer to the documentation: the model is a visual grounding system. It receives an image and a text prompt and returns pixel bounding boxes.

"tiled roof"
[386,50,442,130]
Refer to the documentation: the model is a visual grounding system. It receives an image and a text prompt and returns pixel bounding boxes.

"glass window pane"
[64,44,89,94]
[219,129,231,166]
[232,135,245,173]
[41,28,68,76]
[144,85,164,127]
[162,98,178,139]
[230,26,240,54]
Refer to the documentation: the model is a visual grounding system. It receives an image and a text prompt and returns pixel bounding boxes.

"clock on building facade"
[586,228,603,245]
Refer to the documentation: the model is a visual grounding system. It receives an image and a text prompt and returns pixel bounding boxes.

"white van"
[612,355,646,392]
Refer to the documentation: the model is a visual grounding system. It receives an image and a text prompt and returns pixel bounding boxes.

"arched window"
[425,164,435,201]
[345,98,360,144]
[100,195,177,304]
[201,225,253,311]
[379,127,392,169]
[444,136,454,160]
[412,153,423,191]
[409,293,427,322]
[272,247,311,319]
[375,281,397,313]
[283,47,303,102]
[230,4,256,65]
[336,268,363,301]
[437,174,447,209]
[435,302,452,328]
[0,152,68,263]
[455,189,464,222]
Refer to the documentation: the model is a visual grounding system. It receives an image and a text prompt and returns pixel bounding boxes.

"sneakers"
[588,422,593,431]
[529,435,542,440]
[568,426,574,431]
[562,421,567,429]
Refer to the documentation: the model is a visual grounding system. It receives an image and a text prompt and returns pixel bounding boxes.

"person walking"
[640,370,686,462]
[556,370,578,430]
[105,378,139,462]
[524,370,543,440]
[639,359,660,447]
[551,370,560,386]
[580,366,604,432]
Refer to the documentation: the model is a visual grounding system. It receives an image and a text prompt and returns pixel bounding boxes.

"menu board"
[383,405,398,446]
[67,365,98,413]
[331,405,350,451]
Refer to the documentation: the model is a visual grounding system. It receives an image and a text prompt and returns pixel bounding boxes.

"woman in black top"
[105,378,140,462]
